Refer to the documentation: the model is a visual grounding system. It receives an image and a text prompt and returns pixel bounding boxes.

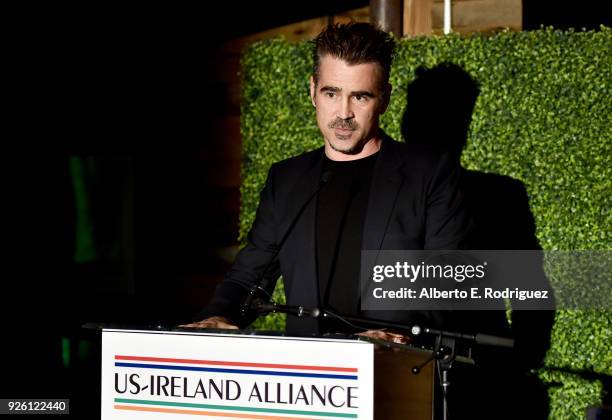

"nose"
[338,97,354,120]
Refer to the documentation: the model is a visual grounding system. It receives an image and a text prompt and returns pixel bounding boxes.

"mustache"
[328,118,358,130]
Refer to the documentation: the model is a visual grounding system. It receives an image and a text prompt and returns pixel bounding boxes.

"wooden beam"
[404,0,433,37]
[431,0,522,34]
[371,0,403,36]
[221,7,370,56]
[333,7,370,24]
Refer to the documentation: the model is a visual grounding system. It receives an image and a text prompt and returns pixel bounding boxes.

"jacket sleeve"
[424,152,472,250]
[195,164,282,327]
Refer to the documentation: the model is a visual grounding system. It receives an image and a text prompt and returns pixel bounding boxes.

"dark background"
[3,1,608,417]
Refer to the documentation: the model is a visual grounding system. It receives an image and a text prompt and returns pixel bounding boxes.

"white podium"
[101,328,434,420]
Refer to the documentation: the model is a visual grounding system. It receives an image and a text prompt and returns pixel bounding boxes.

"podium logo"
[111,355,360,418]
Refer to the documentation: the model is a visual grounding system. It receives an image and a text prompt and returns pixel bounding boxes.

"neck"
[325,136,382,162]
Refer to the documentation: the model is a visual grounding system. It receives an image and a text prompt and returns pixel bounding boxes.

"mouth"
[333,128,354,141]
[334,128,354,135]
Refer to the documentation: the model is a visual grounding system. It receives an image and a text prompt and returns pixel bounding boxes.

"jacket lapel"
[279,148,324,238]
[281,148,324,315]
[362,135,405,251]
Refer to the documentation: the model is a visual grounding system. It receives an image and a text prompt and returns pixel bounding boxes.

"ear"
[309,75,316,107]
[379,82,392,115]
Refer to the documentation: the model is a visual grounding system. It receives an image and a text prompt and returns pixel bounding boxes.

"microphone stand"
[253,299,514,420]
[239,171,335,321]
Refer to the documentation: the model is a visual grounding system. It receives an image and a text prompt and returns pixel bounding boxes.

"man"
[183,23,470,343]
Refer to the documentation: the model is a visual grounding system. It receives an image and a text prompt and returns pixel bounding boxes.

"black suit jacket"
[201,135,471,334]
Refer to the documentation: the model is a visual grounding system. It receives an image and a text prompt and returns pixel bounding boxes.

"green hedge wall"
[239,27,611,419]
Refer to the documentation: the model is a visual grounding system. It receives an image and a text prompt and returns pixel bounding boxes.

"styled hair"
[312,22,396,85]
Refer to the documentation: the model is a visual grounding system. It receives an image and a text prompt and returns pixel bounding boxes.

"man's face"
[310,55,390,156]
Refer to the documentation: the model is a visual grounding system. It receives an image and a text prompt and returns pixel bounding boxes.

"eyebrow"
[319,86,376,97]
[320,86,341,93]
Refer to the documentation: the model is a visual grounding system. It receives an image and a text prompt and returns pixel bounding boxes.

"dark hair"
[312,22,396,85]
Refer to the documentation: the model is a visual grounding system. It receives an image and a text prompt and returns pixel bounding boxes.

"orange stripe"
[114,404,321,419]
[115,355,357,373]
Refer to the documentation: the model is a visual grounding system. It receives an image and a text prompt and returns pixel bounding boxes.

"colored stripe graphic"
[115,355,358,373]
[115,362,357,380]
[115,405,318,419]
[114,398,358,418]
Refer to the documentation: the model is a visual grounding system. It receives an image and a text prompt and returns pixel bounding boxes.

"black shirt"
[316,151,379,333]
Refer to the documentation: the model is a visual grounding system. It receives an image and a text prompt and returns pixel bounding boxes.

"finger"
[356,330,387,340]
[391,335,407,343]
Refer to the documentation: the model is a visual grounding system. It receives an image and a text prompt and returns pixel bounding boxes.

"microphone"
[411,325,515,349]
[320,170,334,185]
[251,298,321,319]
[474,333,514,348]
[240,170,334,319]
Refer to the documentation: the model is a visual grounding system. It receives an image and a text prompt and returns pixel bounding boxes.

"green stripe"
[114,398,358,418]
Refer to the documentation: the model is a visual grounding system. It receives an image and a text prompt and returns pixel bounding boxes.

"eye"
[325,91,336,98]
[354,95,368,102]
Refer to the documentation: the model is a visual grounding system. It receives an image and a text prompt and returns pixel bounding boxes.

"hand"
[178,316,239,330]
[356,329,410,345]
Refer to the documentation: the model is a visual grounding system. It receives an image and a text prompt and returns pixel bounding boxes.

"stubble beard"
[327,118,363,155]
[328,136,363,154]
